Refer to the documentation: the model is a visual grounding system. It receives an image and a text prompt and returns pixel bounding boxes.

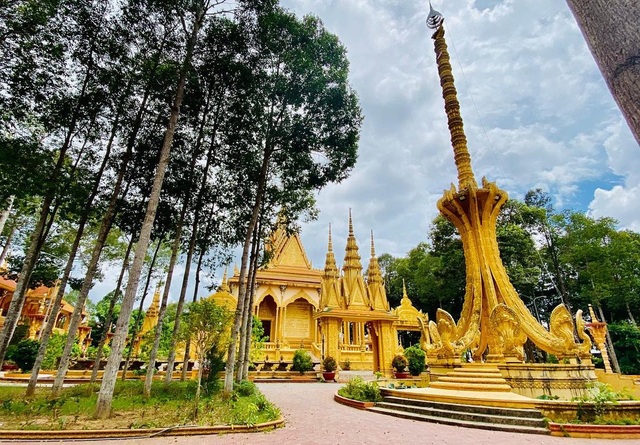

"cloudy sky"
[89,0,638,304]
[275,0,639,270]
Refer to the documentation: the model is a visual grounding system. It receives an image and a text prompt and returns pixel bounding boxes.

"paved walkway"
[3,382,638,445]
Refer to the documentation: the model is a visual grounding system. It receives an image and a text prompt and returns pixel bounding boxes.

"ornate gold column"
[423,5,591,363]
[587,305,613,373]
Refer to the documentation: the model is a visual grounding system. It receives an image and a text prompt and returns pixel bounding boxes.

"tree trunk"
[165,87,216,382]
[180,244,207,382]
[95,6,205,418]
[122,237,163,379]
[0,219,16,266]
[626,301,637,326]
[0,60,95,367]
[237,222,260,381]
[223,147,272,396]
[91,237,134,383]
[565,0,640,145]
[241,230,261,380]
[27,93,127,397]
[143,200,188,396]
[0,195,14,236]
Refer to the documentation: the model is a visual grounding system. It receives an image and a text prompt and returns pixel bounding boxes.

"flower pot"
[322,371,336,381]
[394,371,410,379]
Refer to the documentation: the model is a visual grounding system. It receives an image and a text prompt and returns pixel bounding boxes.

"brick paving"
[3,381,639,445]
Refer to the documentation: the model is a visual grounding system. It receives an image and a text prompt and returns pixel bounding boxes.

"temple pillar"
[322,318,342,364]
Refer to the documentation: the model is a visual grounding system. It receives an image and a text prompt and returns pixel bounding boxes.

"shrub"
[322,356,337,372]
[13,339,40,372]
[608,321,640,374]
[291,349,313,374]
[573,382,634,422]
[404,345,426,376]
[234,380,257,397]
[391,354,407,372]
[338,377,381,402]
[341,359,351,370]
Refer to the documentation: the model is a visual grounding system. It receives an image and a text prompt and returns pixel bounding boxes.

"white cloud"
[87,0,639,304]
[280,0,638,263]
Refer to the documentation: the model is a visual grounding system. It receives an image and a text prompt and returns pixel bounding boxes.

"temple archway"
[257,294,277,342]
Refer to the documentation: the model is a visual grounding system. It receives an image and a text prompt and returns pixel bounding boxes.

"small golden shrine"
[0,277,91,350]
[132,284,162,356]
[218,221,323,364]
[315,212,398,376]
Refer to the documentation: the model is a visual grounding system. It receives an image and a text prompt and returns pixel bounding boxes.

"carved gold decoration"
[487,305,526,362]
[424,15,591,363]
[586,305,612,373]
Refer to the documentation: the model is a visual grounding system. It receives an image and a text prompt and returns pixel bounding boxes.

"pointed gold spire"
[366,229,389,311]
[366,230,382,285]
[328,223,333,252]
[402,279,410,302]
[348,208,354,236]
[428,7,477,190]
[321,224,344,309]
[149,282,161,315]
[219,268,230,293]
[343,209,362,272]
[323,224,339,279]
[370,229,375,257]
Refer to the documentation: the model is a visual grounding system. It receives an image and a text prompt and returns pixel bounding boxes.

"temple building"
[210,212,427,375]
[0,276,92,349]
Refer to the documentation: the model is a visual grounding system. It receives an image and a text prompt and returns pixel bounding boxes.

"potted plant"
[392,354,409,379]
[322,356,338,381]
[404,345,426,376]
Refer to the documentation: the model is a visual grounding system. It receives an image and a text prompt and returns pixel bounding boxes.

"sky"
[91,0,639,306]
[277,0,639,267]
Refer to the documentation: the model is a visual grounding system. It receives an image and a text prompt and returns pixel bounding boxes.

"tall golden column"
[423,4,591,363]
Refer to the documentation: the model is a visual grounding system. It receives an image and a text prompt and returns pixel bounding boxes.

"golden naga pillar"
[422,4,591,364]
[586,305,613,373]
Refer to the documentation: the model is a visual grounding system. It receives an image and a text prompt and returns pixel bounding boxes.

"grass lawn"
[0,379,280,430]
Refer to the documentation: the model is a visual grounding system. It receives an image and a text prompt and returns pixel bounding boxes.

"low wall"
[498,363,597,399]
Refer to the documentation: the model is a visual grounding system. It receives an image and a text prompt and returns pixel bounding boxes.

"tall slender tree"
[565,0,640,145]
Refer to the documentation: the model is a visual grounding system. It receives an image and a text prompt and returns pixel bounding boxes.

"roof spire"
[428,4,477,190]
[370,229,375,257]
[348,208,354,236]
[328,223,333,252]
[220,268,230,293]
[323,224,339,279]
[343,209,362,272]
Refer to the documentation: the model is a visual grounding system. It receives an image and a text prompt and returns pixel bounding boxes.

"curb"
[549,422,640,439]
[334,393,374,410]
[0,418,284,440]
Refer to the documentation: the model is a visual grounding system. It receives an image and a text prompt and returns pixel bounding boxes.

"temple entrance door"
[257,295,277,341]
[261,320,272,342]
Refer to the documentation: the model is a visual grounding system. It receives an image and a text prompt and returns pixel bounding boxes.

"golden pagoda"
[132,283,162,356]
[315,211,398,376]
[0,277,91,352]
[419,4,593,366]
[224,220,324,363]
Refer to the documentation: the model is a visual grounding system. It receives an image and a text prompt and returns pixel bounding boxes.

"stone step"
[382,396,544,419]
[428,380,513,392]
[438,371,505,379]
[368,406,550,435]
[437,375,507,384]
[376,401,546,428]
